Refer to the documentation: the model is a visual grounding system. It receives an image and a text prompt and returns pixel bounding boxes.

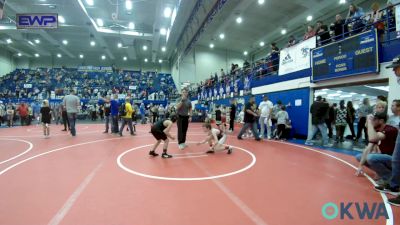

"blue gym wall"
[203,87,310,138]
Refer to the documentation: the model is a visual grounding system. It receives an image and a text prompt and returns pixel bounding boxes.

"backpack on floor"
[119,103,127,117]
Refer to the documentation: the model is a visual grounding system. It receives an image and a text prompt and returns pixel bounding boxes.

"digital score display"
[312,29,379,82]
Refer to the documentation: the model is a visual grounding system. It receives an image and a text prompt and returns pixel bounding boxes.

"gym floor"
[0,123,398,225]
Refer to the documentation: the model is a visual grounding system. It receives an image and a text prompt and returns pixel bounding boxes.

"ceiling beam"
[3,45,32,57]
[150,0,164,63]
[37,30,75,58]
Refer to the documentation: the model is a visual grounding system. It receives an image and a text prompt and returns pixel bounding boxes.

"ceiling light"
[128,22,135,30]
[349,92,357,95]
[258,0,265,4]
[336,90,343,93]
[327,93,341,97]
[160,28,167,35]
[62,40,68,45]
[79,54,84,58]
[281,29,287,35]
[209,43,214,48]
[90,41,96,46]
[123,56,127,61]
[58,15,65,23]
[306,15,313,21]
[35,53,40,57]
[161,46,166,52]
[96,18,104,27]
[339,0,346,4]
[361,94,366,97]
[364,85,389,92]
[101,55,106,60]
[144,58,148,62]
[143,45,148,50]
[17,53,22,57]
[6,39,12,44]
[118,42,122,48]
[125,0,132,10]
[35,39,40,44]
[243,51,248,56]
[159,59,162,63]
[315,91,327,95]
[259,41,265,47]
[57,53,62,58]
[219,33,225,39]
[164,7,172,18]
[236,17,242,24]
[340,95,353,98]
[28,41,34,45]
[86,0,94,6]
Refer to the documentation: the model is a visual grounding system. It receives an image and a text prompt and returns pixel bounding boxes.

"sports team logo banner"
[278,36,316,76]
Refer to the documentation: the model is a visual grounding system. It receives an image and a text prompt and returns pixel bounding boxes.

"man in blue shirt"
[110,94,120,134]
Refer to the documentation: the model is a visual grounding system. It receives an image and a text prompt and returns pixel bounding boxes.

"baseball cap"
[373,111,388,122]
[386,55,400,68]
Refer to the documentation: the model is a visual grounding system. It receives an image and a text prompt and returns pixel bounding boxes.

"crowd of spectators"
[193,1,398,99]
[0,68,178,101]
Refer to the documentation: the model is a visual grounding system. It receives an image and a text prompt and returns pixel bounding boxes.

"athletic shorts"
[217,134,227,145]
[151,127,167,140]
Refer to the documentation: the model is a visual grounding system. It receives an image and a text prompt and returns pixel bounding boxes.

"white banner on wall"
[396,5,400,32]
[278,36,316,76]
[23,83,32,88]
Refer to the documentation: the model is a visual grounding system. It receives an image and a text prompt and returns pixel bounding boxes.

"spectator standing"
[346,3,365,35]
[229,98,237,132]
[61,101,70,131]
[335,100,347,143]
[119,97,135,136]
[140,103,146,124]
[331,14,349,40]
[387,100,400,128]
[158,104,165,121]
[237,95,261,141]
[326,103,337,139]
[6,105,14,127]
[110,94,120,134]
[276,105,289,140]
[315,21,331,46]
[305,96,331,147]
[346,101,356,139]
[303,25,316,40]
[270,43,280,72]
[287,35,297,48]
[63,89,80,136]
[103,96,111,133]
[258,95,273,139]
[366,2,384,39]
[356,98,373,143]
[18,103,29,126]
[176,88,192,150]
[40,100,52,138]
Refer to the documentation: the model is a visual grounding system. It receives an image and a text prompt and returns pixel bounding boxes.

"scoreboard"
[311,29,379,82]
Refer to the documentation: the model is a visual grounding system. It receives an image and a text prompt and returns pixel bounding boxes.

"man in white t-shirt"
[258,95,273,139]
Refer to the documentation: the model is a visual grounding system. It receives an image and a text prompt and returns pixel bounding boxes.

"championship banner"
[77,66,113,72]
[312,29,379,82]
[278,36,316,76]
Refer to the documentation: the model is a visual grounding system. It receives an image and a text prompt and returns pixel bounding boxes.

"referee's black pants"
[177,115,189,144]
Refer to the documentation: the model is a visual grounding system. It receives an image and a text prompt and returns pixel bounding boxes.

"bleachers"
[0,68,178,102]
